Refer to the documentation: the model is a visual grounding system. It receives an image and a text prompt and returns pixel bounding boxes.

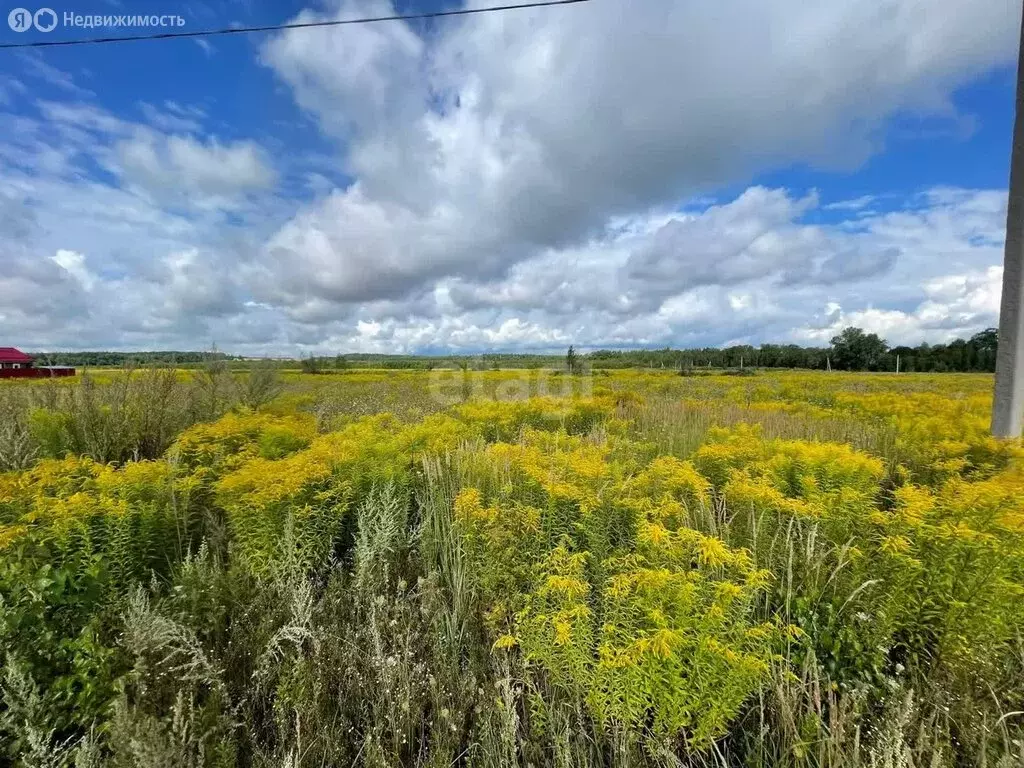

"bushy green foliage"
[0,370,1021,766]
[5,368,238,466]
[234,363,283,411]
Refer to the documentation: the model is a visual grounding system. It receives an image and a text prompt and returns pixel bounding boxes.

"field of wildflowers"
[0,368,1021,766]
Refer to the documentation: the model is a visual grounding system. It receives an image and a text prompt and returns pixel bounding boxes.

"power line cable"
[0,0,592,50]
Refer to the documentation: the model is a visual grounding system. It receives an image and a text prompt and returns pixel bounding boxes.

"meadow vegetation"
[0,366,1021,767]
[33,325,1000,373]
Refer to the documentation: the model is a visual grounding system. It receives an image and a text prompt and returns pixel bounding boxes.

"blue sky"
[0,0,1019,353]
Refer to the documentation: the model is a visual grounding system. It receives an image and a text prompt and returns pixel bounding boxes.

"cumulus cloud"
[0,0,1016,353]
[0,248,91,332]
[28,100,276,211]
[0,98,284,349]
[794,266,1003,345]
[443,187,909,322]
[251,0,1016,314]
[50,249,96,292]
[116,133,276,204]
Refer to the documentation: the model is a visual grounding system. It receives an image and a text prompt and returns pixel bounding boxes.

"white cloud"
[25,101,276,213]
[794,266,1003,345]
[0,76,26,106]
[825,196,878,212]
[0,0,1016,354]
[16,52,94,97]
[51,249,95,291]
[116,133,275,203]
[251,0,1015,314]
[137,101,206,134]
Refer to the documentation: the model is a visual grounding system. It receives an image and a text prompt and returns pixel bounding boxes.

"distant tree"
[829,327,889,371]
[971,328,998,352]
[236,362,282,410]
[195,347,232,419]
[566,345,579,375]
[300,356,323,375]
[335,354,348,370]
[969,328,998,371]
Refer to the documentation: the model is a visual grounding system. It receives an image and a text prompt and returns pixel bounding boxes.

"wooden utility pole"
[992,4,1024,438]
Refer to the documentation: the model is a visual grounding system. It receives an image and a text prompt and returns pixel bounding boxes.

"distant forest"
[30,351,229,367]
[30,326,1000,373]
[587,327,1000,373]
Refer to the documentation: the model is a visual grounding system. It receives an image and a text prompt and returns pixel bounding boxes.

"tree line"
[30,326,1001,373]
[28,350,230,367]
[585,327,1000,373]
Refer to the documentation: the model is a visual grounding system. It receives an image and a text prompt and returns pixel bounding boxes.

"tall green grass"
[0,371,1020,767]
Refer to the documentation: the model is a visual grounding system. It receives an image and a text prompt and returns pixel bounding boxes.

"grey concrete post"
[992,5,1024,438]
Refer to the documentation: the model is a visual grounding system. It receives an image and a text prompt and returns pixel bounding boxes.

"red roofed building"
[0,348,75,378]
[0,347,33,369]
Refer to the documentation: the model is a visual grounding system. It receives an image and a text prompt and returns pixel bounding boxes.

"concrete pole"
[992,5,1024,438]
